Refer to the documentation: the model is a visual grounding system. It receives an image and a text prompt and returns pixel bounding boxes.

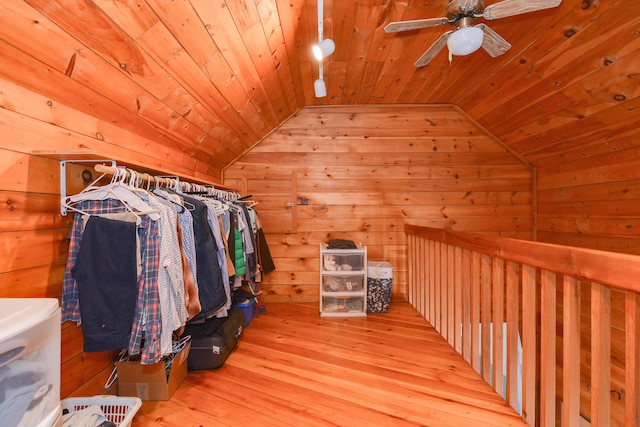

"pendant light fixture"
[313,39,335,61]
[313,0,334,98]
[446,17,484,60]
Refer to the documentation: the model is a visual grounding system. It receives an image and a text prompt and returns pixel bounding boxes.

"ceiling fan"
[384,0,562,67]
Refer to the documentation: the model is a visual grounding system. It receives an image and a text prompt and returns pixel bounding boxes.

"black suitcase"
[184,307,245,370]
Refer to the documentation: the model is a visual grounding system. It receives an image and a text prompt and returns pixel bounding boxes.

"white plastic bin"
[0,298,61,427]
[366,261,393,313]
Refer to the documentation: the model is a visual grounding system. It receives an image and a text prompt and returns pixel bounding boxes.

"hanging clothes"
[175,219,201,320]
[150,195,186,356]
[61,199,163,364]
[233,227,246,278]
[60,164,276,365]
[238,204,257,277]
[254,211,276,275]
[219,215,235,278]
[180,194,227,321]
[202,199,231,317]
[226,209,237,281]
[154,188,201,308]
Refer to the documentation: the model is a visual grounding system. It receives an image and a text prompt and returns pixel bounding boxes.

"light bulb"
[314,79,327,97]
[447,26,484,56]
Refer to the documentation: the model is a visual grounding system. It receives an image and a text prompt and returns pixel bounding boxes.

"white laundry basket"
[61,395,142,427]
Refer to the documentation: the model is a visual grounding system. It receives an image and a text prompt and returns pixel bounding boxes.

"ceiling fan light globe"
[312,39,335,61]
[447,26,484,56]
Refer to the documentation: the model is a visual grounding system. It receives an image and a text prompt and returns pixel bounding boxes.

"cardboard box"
[116,340,191,401]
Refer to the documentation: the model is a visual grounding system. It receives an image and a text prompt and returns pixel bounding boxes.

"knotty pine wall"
[537,146,640,255]
[224,105,534,304]
[0,80,226,397]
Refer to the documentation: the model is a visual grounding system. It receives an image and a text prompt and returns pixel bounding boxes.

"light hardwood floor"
[132,302,527,426]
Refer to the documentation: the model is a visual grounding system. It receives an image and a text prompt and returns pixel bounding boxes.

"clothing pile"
[61,173,275,364]
[61,405,115,427]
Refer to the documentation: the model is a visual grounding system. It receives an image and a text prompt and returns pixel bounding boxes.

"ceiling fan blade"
[384,17,449,33]
[414,30,454,67]
[476,24,511,57]
[482,0,562,20]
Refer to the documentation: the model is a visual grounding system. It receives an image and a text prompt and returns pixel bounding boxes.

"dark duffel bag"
[184,307,246,370]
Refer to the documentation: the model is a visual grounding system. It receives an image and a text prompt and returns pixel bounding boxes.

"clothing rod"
[93,164,238,196]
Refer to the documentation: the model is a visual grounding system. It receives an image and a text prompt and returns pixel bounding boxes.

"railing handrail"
[406,223,640,292]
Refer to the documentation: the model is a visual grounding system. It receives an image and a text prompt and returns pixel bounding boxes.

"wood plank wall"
[536,142,640,255]
[224,105,534,304]
[0,81,225,397]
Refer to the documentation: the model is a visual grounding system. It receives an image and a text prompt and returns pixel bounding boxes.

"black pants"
[72,216,138,352]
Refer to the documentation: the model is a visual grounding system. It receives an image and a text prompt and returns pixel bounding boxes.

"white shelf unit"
[319,244,367,317]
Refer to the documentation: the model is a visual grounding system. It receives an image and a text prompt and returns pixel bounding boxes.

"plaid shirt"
[129,213,162,364]
[62,199,162,364]
[146,194,185,357]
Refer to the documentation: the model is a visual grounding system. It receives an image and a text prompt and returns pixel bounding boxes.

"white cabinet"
[319,244,367,317]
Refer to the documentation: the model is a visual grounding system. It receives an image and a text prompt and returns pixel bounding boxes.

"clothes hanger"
[64,167,160,221]
[201,186,229,213]
[181,183,228,215]
[155,177,196,211]
[62,166,128,217]
[151,178,188,213]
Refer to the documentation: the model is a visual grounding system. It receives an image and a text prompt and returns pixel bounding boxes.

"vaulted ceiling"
[3,0,638,176]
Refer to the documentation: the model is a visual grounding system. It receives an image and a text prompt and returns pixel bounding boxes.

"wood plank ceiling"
[2,0,637,176]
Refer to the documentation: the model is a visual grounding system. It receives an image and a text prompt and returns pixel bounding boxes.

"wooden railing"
[405,224,640,427]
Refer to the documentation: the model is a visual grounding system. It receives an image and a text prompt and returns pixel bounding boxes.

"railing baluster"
[462,249,472,364]
[522,264,536,426]
[506,261,520,412]
[435,241,442,333]
[447,244,455,347]
[412,237,417,316]
[454,246,463,355]
[416,239,424,321]
[540,269,556,426]
[408,235,415,308]
[626,291,640,426]
[441,242,446,333]
[591,282,611,426]
[481,254,492,384]
[444,243,449,338]
[428,239,434,323]
[492,257,505,397]
[562,275,580,427]
[471,251,481,374]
